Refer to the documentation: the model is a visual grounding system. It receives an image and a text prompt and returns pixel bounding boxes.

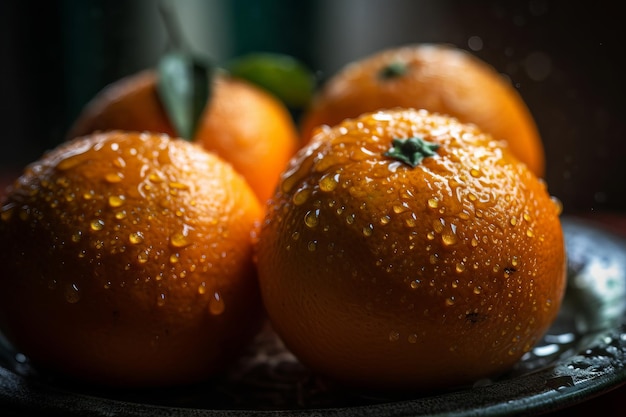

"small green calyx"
[379,61,408,79]
[384,137,439,167]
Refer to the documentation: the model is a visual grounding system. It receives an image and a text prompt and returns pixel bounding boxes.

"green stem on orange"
[378,61,408,80]
[384,137,439,167]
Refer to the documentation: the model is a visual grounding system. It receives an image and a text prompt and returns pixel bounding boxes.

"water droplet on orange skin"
[105,172,123,183]
[170,232,191,248]
[90,219,105,231]
[108,195,125,208]
[65,283,80,303]
[209,292,225,315]
[304,209,319,228]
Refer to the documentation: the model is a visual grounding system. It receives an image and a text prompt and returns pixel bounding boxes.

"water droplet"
[105,172,123,183]
[0,204,14,222]
[389,330,400,342]
[471,238,479,247]
[442,230,458,246]
[510,217,518,226]
[57,155,86,171]
[362,224,374,237]
[379,215,391,225]
[473,286,482,295]
[407,333,418,344]
[113,156,125,168]
[138,182,152,197]
[157,293,166,307]
[291,231,300,241]
[170,231,191,248]
[148,172,164,183]
[526,228,535,238]
[470,168,482,178]
[293,187,311,205]
[445,297,456,306]
[432,219,444,233]
[71,231,82,243]
[455,262,466,273]
[129,231,144,244]
[304,209,319,228]
[551,196,563,215]
[169,182,189,191]
[523,212,532,222]
[108,195,125,208]
[115,210,127,220]
[410,279,421,289]
[209,291,225,315]
[90,219,105,231]
[319,173,339,192]
[65,283,80,303]
[393,204,407,214]
[197,282,207,295]
[427,198,439,209]
[55,177,70,187]
[405,214,417,227]
[137,250,149,263]
[307,240,317,251]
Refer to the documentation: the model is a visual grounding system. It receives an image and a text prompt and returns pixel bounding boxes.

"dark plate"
[2,216,626,416]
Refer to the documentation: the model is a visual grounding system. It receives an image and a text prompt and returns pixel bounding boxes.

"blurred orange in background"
[66,69,299,204]
[300,43,545,177]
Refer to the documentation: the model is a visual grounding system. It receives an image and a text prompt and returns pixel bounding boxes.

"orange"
[0,131,264,387]
[256,108,565,391]
[67,69,299,203]
[300,43,545,177]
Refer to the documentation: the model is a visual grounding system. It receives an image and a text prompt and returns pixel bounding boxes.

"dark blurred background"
[1,0,624,214]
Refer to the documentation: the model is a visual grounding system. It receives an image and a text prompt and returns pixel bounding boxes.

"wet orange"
[256,109,565,390]
[67,69,299,203]
[300,43,545,177]
[0,131,264,387]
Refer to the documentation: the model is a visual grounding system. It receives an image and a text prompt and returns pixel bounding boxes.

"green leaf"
[226,52,316,109]
[157,52,211,140]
